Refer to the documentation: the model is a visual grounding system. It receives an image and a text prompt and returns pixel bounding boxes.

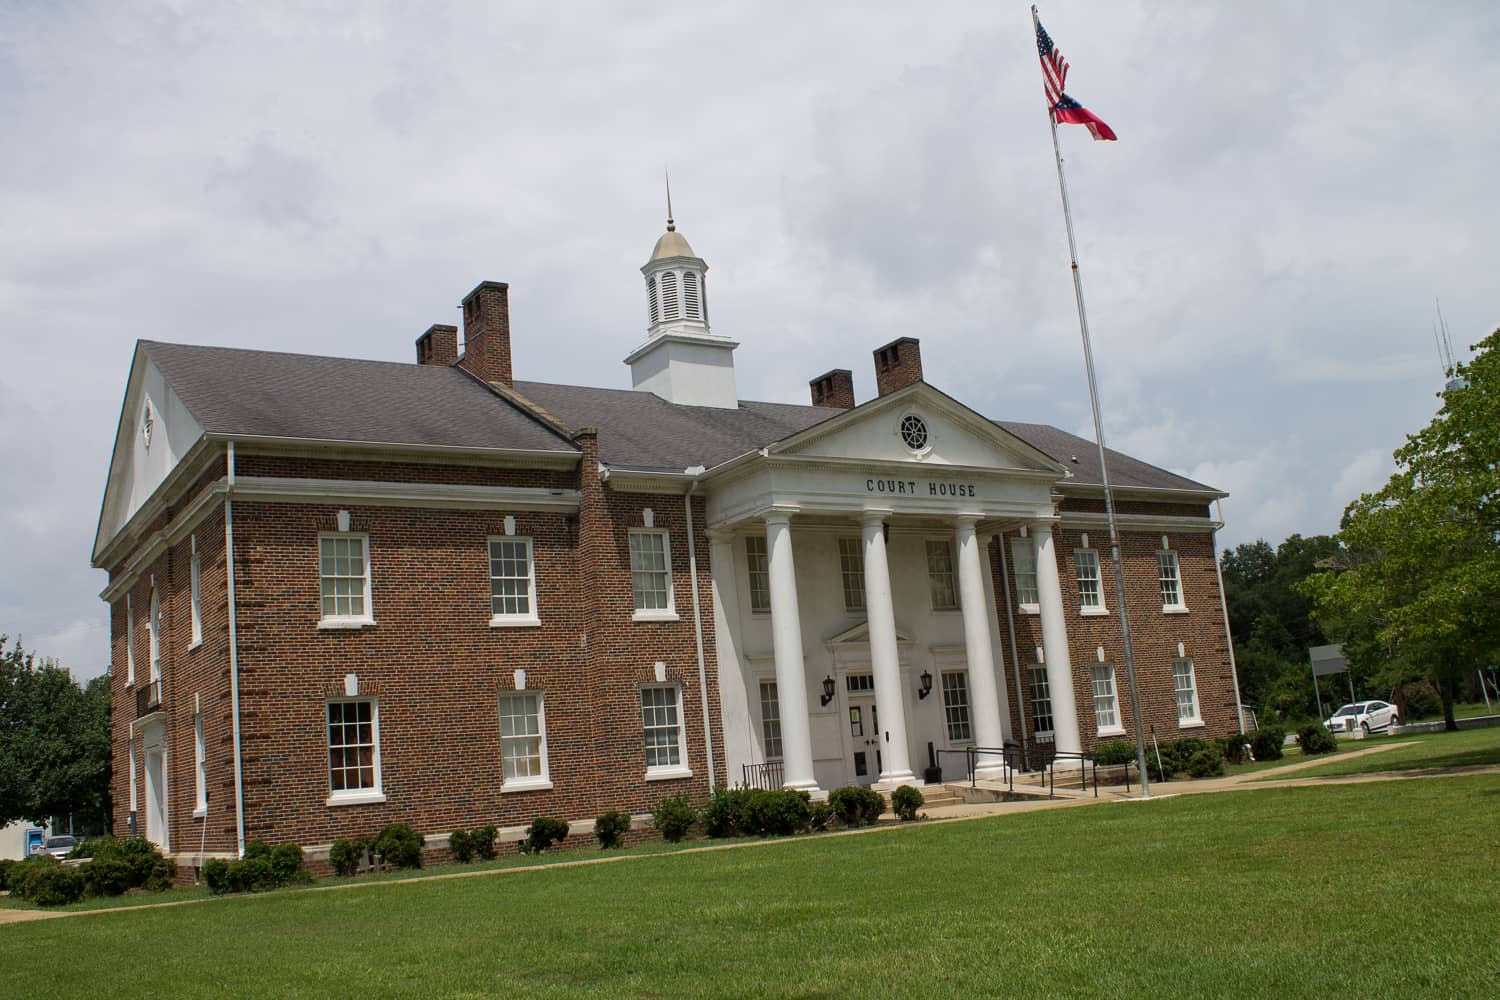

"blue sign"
[24,828,45,856]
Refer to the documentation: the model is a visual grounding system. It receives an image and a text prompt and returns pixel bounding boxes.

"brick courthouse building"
[93,218,1241,865]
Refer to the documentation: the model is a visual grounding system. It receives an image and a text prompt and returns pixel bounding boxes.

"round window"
[900,414,928,452]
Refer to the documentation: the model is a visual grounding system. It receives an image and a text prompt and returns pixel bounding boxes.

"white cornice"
[1058,511,1224,533]
[231,476,582,512]
[1056,483,1227,503]
[602,469,695,495]
[100,480,228,600]
[213,434,580,470]
[93,438,223,569]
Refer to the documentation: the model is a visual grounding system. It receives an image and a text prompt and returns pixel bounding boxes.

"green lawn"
[1257,725,1500,780]
[4,776,1499,997]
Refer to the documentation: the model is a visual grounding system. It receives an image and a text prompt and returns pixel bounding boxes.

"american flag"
[1035,17,1117,141]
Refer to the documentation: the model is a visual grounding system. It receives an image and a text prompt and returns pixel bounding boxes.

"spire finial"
[665,168,675,232]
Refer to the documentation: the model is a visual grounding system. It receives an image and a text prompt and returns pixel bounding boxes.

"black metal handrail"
[741,760,784,791]
[1043,751,1099,799]
[935,746,1015,793]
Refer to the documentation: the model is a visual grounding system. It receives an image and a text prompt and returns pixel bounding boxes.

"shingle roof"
[996,420,1218,494]
[139,340,1218,493]
[513,380,840,472]
[141,342,577,455]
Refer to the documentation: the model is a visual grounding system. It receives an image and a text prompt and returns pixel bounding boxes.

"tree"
[0,635,112,829]
[1301,328,1500,730]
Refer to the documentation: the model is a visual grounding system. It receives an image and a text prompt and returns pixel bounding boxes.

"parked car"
[1325,701,1399,734]
[43,835,77,860]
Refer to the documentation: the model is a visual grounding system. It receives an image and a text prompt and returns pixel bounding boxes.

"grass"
[3,776,1499,997]
[1256,724,1500,781]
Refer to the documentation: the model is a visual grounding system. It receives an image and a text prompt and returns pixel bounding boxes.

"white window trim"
[926,539,961,613]
[1158,549,1189,614]
[940,670,973,744]
[488,536,542,628]
[1074,548,1109,616]
[1173,656,1203,727]
[1010,539,1040,615]
[498,691,553,792]
[193,707,207,817]
[1092,663,1125,737]
[148,589,162,683]
[125,593,136,686]
[758,677,783,762]
[318,531,375,629]
[838,537,866,615]
[1027,664,1055,740]
[325,697,386,806]
[629,528,679,622]
[746,535,771,616]
[642,683,693,781]
[189,536,203,649]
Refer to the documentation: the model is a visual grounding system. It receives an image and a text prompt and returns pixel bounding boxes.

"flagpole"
[1032,5,1151,797]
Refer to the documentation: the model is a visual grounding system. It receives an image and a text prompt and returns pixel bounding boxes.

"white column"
[1032,523,1083,758]
[706,529,753,783]
[955,517,1007,777]
[763,512,820,793]
[861,512,917,786]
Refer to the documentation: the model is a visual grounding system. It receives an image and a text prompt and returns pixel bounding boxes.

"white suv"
[1325,701,1399,734]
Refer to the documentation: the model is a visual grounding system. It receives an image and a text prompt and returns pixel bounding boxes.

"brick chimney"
[458,281,513,386]
[873,337,922,396]
[809,369,855,409]
[415,324,458,366]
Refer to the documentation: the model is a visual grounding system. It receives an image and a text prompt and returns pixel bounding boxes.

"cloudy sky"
[2,1,1496,679]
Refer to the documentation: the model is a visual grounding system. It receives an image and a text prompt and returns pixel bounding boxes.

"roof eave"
[204,432,581,470]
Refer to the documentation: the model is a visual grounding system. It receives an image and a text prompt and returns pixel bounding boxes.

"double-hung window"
[489,537,539,626]
[641,685,690,778]
[1091,664,1121,734]
[498,692,550,789]
[746,536,771,614]
[926,540,959,611]
[838,538,865,613]
[193,706,207,815]
[327,699,383,804]
[1158,550,1186,611]
[319,533,373,627]
[941,671,972,742]
[759,681,782,760]
[189,536,202,647]
[1075,549,1105,613]
[125,594,136,685]
[1172,657,1202,725]
[1028,665,1054,739]
[629,529,675,619]
[148,590,161,685]
[1010,539,1040,611]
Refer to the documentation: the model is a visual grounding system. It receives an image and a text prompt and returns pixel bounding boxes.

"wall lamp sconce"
[820,675,836,707]
[917,669,933,700]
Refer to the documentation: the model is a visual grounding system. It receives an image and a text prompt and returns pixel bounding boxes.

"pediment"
[827,621,913,646]
[771,383,1066,476]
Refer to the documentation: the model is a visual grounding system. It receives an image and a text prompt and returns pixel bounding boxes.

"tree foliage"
[0,636,111,828]
[1300,328,1500,730]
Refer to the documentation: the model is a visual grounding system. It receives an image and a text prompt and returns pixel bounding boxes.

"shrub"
[808,801,835,832]
[1251,726,1285,762]
[521,816,570,854]
[701,787,753,838]
[227,856,277,893]
[1186,746,1225,778]
[449,829,474,864]
[1219,734,1249,765]
[20,863,85,905]
[0,858,14,890]
[329,838,366,877]
[829,786,885,827]
[371,824,424,869]
[653,793,697,843]
[1091,740,1137,766]
[7,856,61,900]
[81,857,133,897]
[203,858,231,895]
[742,789,812,836]
[595,811,631,849]
[1399,683,1441,721]
[471,825,498,860]
[244,839,273,861]
[270,843,309,885]
[76,835,173,892]
[890,785,924,821]
[1298,724,1338,755]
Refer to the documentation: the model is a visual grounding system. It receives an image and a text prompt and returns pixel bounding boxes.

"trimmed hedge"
[329,838,366,877]
[372,824,424,869]
[595,811,631,849]
[1091,740,1138,766]
[653,793,697,842]
[829,786,885,827]
[521,817,570,854]
[449,829,474,864]
[1298,724,1338,755]
[891,785,924,822]
[1251,726,1285,762]
[8,856,84,906]
[702,788,816,838]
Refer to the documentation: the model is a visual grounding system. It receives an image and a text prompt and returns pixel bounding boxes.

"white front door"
[846,694,881,787]
[144,742,168,850]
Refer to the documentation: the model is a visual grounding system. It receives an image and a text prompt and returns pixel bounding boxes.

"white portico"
[704,382,1086,793]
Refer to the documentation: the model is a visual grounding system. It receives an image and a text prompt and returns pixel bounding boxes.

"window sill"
[633,610,680,623]
[501,778,554,793]
[1033,732,1055,742]
[1178,720,1205,729]
[192,807,207,819]
[1018,605,1040,615]
[644,766,694,782]
[188,639,202,651]
[1080,607,1110,617]
[326,790,387,807]
[931,607,962,615]
[1097,726,1126,737]
[490,615,542,628]
[319,618,376,631]
[1162,606,1190,615]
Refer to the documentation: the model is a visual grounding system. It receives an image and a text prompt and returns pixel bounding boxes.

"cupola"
[624,188,740,408]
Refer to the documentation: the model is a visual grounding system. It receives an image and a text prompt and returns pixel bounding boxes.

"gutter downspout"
[684,474,716,791]
[1212,500,1246,733]
[996,532,1030,771]
[224,442,247,858]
